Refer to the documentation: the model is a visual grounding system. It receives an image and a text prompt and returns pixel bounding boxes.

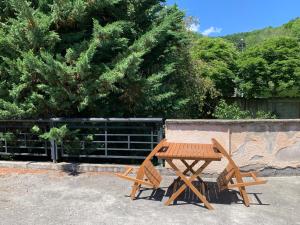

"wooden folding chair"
[115,139,166,200]
[212,138,267,206]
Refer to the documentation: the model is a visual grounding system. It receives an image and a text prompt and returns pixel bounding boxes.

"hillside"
[223,17,300,49]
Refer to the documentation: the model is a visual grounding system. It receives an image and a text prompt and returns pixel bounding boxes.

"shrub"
[213,100,276,119]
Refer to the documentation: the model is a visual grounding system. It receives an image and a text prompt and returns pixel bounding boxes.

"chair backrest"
[143,160,162,188]
[138,139,166,187]
[143,138,167,163]
[211,138,239,170]
[212,138,242,190]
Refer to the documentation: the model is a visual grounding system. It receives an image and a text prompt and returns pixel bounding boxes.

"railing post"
[128,135,130,150]
[104,122,108,157]
[50,119,58,163]
[157,122,164,165]
[50,139,58,163]
[4,139,7,153]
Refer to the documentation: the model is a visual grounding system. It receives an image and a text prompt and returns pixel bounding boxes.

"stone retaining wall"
[165,119,300,176]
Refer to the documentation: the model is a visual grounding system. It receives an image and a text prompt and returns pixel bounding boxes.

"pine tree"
[0,0,191,118]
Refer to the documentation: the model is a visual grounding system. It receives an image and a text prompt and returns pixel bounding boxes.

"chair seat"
[114,139,166,200]
[212,138,267,207]
[143,160,162,188]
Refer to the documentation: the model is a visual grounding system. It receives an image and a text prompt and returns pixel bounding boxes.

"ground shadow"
[136,187,166,201]
[133,179,269,206]
[164,180,239,206]
[125,187,166,202]
[60,163,82,176]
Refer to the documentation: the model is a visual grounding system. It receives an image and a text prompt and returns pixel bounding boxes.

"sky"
[166,0,300,36]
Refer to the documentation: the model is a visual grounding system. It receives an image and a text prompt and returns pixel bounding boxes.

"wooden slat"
[192,143,197,158]
[174,143,180,158]
[182,143,188,158]
[204,144,210,157]
[143,160,162,188]
[156,142,222,161]
[172,143,178,158]
[166,142,175,158]
[200,144,205,159]
[190,144,195,158]
[167,143,174,158]
[178,143,183,157]
[190,144,195,155]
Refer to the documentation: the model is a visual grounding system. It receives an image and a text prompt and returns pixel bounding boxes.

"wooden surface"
[155,142,222,161]
[212,138,267,207]
[115,139,167,200]
[143,160,162,188]
[155,141,222,210]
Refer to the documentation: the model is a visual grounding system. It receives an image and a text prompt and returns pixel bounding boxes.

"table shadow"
[132,179,269,206]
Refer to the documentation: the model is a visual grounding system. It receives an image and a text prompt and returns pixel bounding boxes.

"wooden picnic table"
[155,141,222,210]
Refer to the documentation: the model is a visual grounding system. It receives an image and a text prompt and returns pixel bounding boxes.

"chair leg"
[130,166,145,200]
[234,170,250,207]
[130,183,140,200]
[239,186,250,206]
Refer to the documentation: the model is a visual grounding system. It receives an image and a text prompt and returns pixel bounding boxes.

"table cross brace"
[165,159,214,210]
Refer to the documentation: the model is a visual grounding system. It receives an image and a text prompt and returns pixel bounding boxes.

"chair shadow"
[132,180,269,206]
[125,187,166,202]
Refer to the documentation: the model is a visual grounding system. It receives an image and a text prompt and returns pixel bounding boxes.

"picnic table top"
[155,141,222,161]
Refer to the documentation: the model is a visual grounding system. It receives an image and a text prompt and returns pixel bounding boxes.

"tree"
[283,17,300,39]
[190,37,238,97]
[237,36,300,97]
[224,18,300,49]
[0,0,192,119]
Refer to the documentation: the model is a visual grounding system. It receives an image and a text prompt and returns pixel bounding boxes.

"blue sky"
[166,0,300,36]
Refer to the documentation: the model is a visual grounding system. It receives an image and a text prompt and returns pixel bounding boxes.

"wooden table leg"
[165,160,210,205]
[181,160,199,175]
[165,159,214,210]
[171,160,199,195]
[181,160,203,182]
[181,160,208,195]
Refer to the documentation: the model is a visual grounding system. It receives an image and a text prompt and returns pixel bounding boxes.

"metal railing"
[0,118,163,162]
[0,120,51,157]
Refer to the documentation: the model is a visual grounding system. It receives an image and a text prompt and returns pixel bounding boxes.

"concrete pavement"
[0,168,299,225]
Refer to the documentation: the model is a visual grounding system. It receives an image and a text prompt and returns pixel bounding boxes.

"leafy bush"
[33,124,96,155]
[255,110,277,119]
[0,0,193,119]
[213,100,276,119]
[39,125,69,144]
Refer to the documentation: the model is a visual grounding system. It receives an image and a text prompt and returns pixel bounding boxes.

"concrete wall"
[165,119,300,176]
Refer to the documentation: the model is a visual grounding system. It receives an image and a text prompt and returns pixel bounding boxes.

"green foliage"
[213,100,251,119]
[221,18,300,99]
[0,131,16,159]
[0,154,14,160]
[255,110,277,119]
[213,100,276,119]
[190,37,238,97]
[0,0,193,119]
[37,124,95,154]
[0,132,15,141]
[0,1,299,119]
[237,37,300,97]
[31,125,41,134]
[224,18,300,49]
[40,124,69,143]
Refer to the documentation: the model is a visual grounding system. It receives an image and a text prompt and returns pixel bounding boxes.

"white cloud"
[201,26,222,36]
[188,23,200,32]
